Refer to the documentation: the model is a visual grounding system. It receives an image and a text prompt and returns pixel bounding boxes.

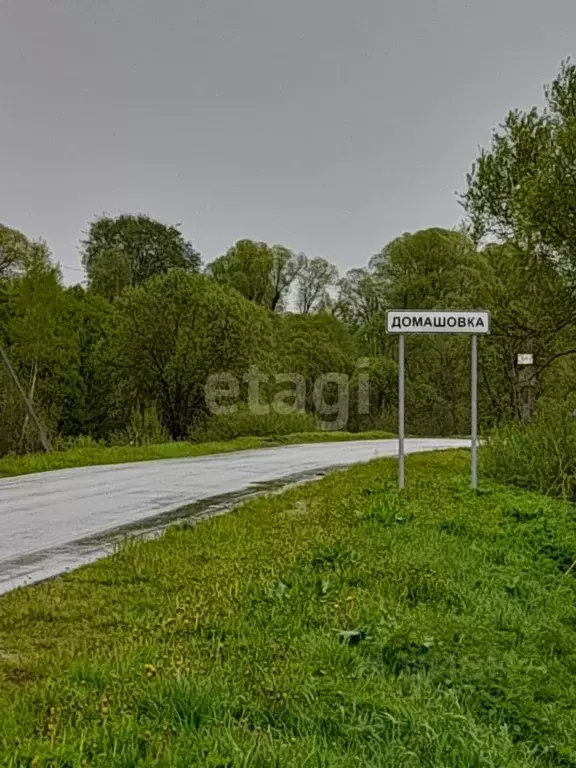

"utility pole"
[20,357,38,451]
[0,344,52,453]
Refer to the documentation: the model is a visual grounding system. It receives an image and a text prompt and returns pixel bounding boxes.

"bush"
[51,434,104,451]
[108,406,169,446]
[483,398,576,499]
[189,407,318,442]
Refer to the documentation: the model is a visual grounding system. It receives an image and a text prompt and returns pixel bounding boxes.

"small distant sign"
[386,310,491,335]
[517,354,534,366]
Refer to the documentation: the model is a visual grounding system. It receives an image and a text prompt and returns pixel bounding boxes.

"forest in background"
[3,60,576,457]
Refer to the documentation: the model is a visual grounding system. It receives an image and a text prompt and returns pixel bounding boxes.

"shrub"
[109,406,169,446]
[51,434,104,451]
[189,407,317,442]
[483,397,576,499]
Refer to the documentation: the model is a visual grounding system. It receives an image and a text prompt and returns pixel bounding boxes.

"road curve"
[0,438,468,594]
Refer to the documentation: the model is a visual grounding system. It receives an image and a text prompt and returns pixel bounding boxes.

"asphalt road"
[0,438,468,594]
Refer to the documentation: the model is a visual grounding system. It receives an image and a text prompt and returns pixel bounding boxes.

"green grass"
[2,451,576,765]
[0,431,395,478]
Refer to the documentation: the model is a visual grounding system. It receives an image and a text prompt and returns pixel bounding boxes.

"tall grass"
[483,398,576,498]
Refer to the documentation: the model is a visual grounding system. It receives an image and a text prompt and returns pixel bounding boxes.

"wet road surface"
[0,438,468,594]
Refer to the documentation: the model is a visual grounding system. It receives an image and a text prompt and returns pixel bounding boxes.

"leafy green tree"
[0,224,47,280]
[273,312,357,427]
[370,228,482,310]
[269,246,305,311]
[2,249,77,450]
[462,60,576,416]
[0,239,118,452]
[336,268,385,327]
[208,240,271,306]
[462,59,576,276]
[59,286,114,437]
[275,313,355,383]
[82,214,201,299]
[208,240,303,311]
[296,256,339,314]
[475,242,576,422]
[87,248,132,302]
[109,271,273,439]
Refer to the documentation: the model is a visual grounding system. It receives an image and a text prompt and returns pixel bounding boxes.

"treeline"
[3,60,576,455]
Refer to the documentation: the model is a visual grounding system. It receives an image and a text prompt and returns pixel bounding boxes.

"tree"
[370,228,482,310]
[273,312,357,427]
[296,256,339,314]
[207,240,303,311]
[269,246,305,311]
[58,286,114,437]
[1,247,76,452]
[0,224,45,280]
[462,59,576,415]
[274,312,355,384]
[109,271,273,440]
[462,58,576,276]
[208,240,271,306]
[82,214,201,299]
[476,242,576,422]
[336,268,384,326]
[87,248,132,302]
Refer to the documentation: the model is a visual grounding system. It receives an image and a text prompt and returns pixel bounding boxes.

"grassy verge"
[0,430,395,478]
[2,450,576,765]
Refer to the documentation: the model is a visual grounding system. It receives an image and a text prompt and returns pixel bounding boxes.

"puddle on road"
[0,466,339,596]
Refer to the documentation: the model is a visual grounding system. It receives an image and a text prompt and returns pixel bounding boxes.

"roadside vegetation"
[484,398,576,500]
[0,430,394,478]
[2,451,576,766]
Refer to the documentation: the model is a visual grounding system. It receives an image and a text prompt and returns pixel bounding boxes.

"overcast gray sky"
[1,0,574,284]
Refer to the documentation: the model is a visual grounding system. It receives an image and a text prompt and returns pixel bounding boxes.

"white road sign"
[387,308,490,491]
[517,353,533,366]
[386,310,491,335]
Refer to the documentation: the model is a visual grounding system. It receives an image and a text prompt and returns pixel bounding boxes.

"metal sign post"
[386,310,491,490]
[471,334,478,489]
[399,333,405,490]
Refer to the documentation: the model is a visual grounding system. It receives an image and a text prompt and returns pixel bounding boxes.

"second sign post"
[386,310,491,490]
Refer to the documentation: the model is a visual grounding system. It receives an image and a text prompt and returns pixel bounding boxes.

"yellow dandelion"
[145,663,157,678]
